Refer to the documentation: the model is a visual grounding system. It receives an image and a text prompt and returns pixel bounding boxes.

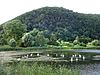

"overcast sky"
[0,0,100,24]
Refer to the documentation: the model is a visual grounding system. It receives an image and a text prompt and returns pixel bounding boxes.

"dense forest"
[16,7,100,40]
[0,7,100,47]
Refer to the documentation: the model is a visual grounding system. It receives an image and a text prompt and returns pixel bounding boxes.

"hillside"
[0,7,100,41]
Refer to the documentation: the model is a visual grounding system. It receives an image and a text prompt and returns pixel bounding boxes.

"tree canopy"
[3,20,27,44]
[14,7,100,41]
[0,7,100,47]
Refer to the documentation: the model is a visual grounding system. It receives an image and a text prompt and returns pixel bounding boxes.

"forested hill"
[1,7,100,41]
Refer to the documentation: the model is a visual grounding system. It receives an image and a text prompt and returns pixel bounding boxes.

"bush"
[34,32,49,46]
[79,43,86,47]
[9,38,16,47]
[0,38,7,45]
[73,40,79,45]
[21,33,33,47]
[87,40,100,47]
[91,40,100,46]
[73,44,82,48]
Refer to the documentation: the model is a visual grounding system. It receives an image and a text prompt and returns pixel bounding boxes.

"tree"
[48,33,58,45]
[87,40,100,47]
[21,33,33,47]
[91,40,100,46]
[9,38,16,47]
[73,36,80,45]
[3,20,27,44]
[78,36,91,44]
[57,39,73,47]
[34,31,49,46]
[29,28,39,37]
[0,35,7,45]
[2,7,100,41]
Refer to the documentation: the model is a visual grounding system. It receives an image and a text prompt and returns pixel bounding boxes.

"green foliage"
[21,28,49,47]
[49,33,58,45]
[0,35,7,45]
[29,28,39,36]
[77,36,92,44]
[57,40,73,47]
[79,42,86,47]
[87,40,100,46]
[90,40,100,46]
[73,36,80,45]
[15,7,100,41]
[3,20,27,44]
[34,31,49,46]
[73,40,79,45]
[0,38,7,45]
[1,7,100,47]
[73,44,83,48]
[1,62,79,75]
[9,38,16,47]
[21,33,33,47]
[73,36,91,46]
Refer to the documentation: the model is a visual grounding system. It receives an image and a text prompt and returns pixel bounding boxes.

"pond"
[68,61,100,75]
[0,49,100,75]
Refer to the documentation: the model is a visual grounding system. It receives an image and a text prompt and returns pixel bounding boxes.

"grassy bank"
[0,45,100,51]
[0,62,79,75]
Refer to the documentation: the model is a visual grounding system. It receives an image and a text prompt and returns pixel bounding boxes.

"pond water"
[0,49,100,75]
[74,49,100,53]
[62,61,100,75]
[72,49,100,75]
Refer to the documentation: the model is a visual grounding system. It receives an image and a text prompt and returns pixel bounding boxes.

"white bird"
[76,57,78,62]
[17,58,21,61]
[37,53,40,56]
[72,55,75,57]
[74,54,77,57]
[55,54,58,57]
[22,55,28,59]
[71,57,74,62]
[79,54,82,58]
[60,54,64,58]
[47,54,50,56]
[83,56,85,60]
[30,54,33,57]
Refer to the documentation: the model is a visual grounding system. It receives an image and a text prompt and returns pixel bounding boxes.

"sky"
[0,0,100,24]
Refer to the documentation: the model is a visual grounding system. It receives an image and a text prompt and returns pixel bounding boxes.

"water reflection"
[77,63,100,75]
[67,61,100,75]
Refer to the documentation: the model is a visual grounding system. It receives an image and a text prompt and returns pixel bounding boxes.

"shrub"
[34,32,49,46]
[73,40,79,45]
[21,33,33,47]
[73,44,83,48]
[87,40,100,47]
[91,40,100,46]
[9,38,16,47]
[0,38,7,45]
[79,42,86,47]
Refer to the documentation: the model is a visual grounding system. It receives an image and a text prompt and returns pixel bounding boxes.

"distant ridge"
[1,7,100,41]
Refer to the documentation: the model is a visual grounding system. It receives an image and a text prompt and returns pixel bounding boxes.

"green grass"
[0,62,80,75]
[0,45,100,51]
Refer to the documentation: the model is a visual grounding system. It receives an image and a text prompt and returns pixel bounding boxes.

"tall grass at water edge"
[0,62,80,75]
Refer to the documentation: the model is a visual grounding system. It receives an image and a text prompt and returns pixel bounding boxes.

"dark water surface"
[69,49,100,75]
[63,60,99,75]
